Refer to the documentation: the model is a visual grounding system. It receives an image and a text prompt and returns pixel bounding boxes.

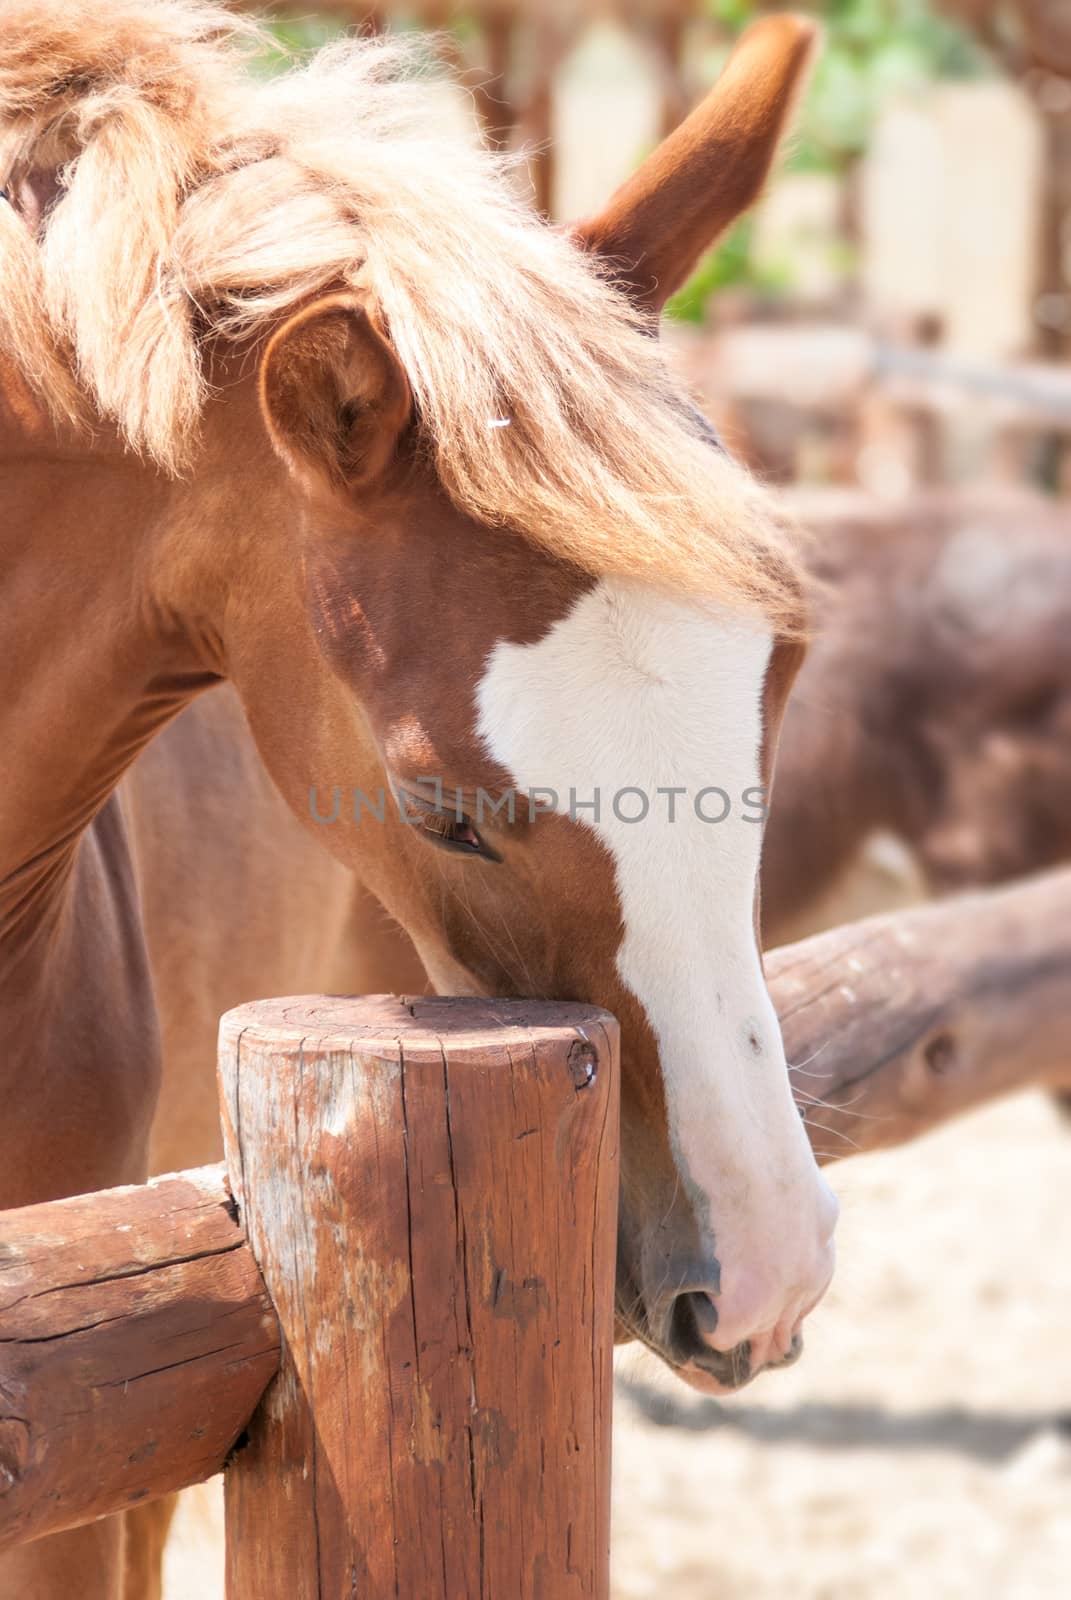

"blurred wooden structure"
[244,1,1071,492]
[243,1,705,213]
[672,320,1071,490]
[940,2,1071,80]
[940,4,1071,377]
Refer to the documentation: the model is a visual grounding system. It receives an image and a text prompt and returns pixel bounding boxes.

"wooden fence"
[1,870,1069,1591]
[0,996,621,1596]
[672,321,1071,491]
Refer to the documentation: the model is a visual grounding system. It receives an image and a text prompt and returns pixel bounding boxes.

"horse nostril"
[666,1290,754,1388]
[668,1288,720,1358]
[782,1331,804,1366]
[686,1289,719,1341]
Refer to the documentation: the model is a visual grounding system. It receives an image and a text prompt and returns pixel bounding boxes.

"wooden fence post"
[217,994,620,1600]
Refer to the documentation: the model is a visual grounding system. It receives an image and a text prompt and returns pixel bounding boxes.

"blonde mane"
[0,0,803,629]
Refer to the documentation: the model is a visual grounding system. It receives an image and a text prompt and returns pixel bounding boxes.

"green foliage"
[249,4,989,323]
[252,12,449,77]
[666,217,792,321]
[791,0,991,169]
[669,0,992,320]
[250,15,347,77]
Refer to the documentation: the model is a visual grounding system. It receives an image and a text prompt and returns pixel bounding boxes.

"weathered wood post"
[218,995,620,1599]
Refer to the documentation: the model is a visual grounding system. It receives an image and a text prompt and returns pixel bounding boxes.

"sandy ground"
[162,1086,1071,1600]
[611,1089,1071,1599]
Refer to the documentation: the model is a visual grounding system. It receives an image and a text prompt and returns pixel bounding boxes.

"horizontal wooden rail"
[684,322,1071,433]
[0,1166,278,1549]
[769,867,1071,1160]
[1,872,1067,1555]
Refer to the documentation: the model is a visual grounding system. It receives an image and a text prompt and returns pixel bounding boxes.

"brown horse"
[1,4,835,1594]
[762,488,1071,943]
[139,485,1071,1125]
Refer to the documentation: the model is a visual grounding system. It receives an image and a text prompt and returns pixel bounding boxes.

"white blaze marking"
[476,578,822,1298]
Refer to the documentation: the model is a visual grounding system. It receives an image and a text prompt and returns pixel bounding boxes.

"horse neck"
[0,354,412,946]
[1,347,479,1003]
[0,359,224,943]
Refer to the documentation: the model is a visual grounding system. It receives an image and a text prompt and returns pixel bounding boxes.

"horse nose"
[664,1287,755,1387]
[645,1180,838,1387]
[665,1290,805,1385]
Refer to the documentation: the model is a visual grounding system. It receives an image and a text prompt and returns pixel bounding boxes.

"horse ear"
[259,293,411,496]
[572,14,819,313]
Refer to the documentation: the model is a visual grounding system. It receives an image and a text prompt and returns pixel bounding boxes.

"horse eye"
[423,814,500,861]
[400,791,500,861]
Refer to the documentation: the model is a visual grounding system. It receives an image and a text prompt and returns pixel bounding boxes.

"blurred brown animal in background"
[763,488,1071,945]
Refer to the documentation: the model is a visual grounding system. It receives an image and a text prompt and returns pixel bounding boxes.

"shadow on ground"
[616,1375,1071,1464]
